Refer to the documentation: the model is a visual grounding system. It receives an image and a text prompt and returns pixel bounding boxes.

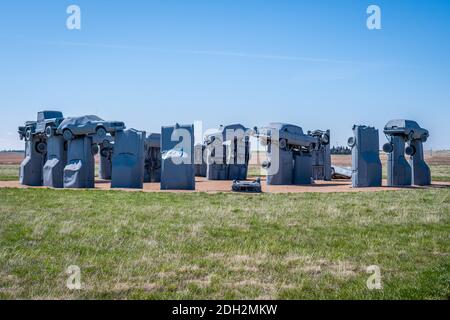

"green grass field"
[0,188,448,299]
[427,165,450,182]
[0,165,19,181]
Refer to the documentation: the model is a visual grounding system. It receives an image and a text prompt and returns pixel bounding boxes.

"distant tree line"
[330,146,351,155]
[0,149,24,153]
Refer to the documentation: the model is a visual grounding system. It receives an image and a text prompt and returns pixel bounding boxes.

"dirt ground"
[1,177,449,194]
[0,152,23,165]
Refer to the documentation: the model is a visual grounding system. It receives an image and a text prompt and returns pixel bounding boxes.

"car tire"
[347,137,356,148]
[96,127,107,138]
[36,142,47,154]
[321,133,330,145]
[100,148,110,158]
[45,126,54,138]
[25,128,32,141]
[405,145,416,156]
[279,139,287,150]
[261,160,271,169]
[383,143,394,153]
[63,129,74,141]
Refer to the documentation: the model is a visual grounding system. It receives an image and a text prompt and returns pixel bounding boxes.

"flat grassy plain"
[0,165,19,181]
[428,165,450,182]
[0,188,449,299]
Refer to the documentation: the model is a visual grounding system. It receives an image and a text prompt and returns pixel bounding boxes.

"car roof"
[58,115,104,128]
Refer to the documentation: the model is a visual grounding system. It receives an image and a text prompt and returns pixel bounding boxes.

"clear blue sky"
[0,0,449,150]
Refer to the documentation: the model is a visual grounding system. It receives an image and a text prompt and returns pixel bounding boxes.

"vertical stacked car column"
[99,140,113,180]
[258,123,318,185]
[111,129,146,189]
[18,111,66,187]
[383,120,431,186]
[205,124,251,181]
[63,136,96,188]
[160,124,195,190]
[347,125,382,188]
[144,133,162,183]
[309,129,332,181]
[43,127,67,188]
[19,126,47,186]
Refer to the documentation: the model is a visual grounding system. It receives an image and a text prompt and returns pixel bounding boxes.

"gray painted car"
[232,178,262,193]
[35,111,65,137]
[18,121,37,141]
[18,111,65,140]
[56,115,126,140]
[383,119,429,142]
[331,166,352,179]
[257,123,318,150]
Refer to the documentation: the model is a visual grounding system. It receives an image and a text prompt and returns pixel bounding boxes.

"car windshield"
[38,111,63,122]
[82,115,103,122]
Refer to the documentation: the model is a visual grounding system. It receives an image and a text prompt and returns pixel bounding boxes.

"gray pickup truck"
[18,111,64,140]
[35,111,65,137]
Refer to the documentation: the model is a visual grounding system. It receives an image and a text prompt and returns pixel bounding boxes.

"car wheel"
[100,148,110,158]
[261,160,271,169]
[96,127,107,138]
[36,142,47,154]
[25,128,32,141]
[405,145,416,156]
[321,133,330,145]
[63,129,74,141]
[279,139,287,150]
[45,126,54,138]
[383,143,393,153]
[347,137,356,148]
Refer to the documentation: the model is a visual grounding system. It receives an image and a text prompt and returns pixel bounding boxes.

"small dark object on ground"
[232,178,262,193]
